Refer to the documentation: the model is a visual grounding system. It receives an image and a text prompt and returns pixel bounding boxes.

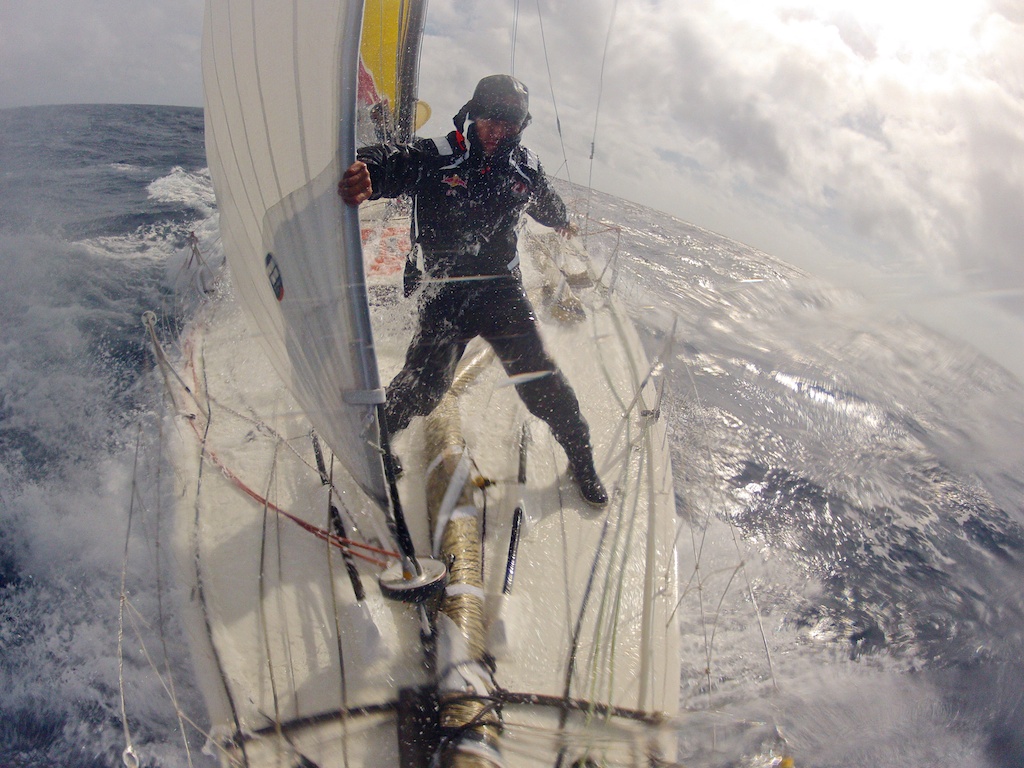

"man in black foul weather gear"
[340,74,607,506]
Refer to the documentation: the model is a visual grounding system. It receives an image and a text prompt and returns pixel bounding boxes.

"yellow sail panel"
[358,0,428,141]
[359,0,405,112]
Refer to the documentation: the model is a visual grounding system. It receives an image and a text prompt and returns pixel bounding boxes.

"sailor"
[339,74,607,507]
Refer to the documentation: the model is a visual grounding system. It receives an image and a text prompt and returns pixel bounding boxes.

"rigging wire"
[191,337,252,767]
[326,461,355,768]
[120,568,247,766]
[543,1,787,725]
[145,310,397,567]
[117,430,142,768]
[151,401,198,766]
[120,597,224,765]
[546,98,785,743]
[125,319,203,765]
[188,420,396,567]
[257,446,288,756]
[534,0,573,190]
[672,353,780,712]
[584,0,620,239]
[510,0,521,74]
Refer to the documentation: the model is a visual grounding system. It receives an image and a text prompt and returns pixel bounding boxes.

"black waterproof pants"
[384,276,593,459]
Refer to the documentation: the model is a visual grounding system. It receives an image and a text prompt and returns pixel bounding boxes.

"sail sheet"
[202,0,387,505]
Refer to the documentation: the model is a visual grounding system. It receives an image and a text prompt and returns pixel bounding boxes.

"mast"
[395,0,428,141]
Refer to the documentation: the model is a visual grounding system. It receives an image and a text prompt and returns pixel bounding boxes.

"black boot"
[567,450,608,507]
[549,417,608,508]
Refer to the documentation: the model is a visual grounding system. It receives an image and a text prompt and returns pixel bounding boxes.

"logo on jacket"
[442,174,468,189]
[510,180,529,197]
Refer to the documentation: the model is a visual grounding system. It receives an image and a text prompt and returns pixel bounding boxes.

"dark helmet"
[454,74,532,133]
[470,75,531,126]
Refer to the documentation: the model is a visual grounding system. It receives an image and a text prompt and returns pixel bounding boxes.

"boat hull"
[167,219,680,766]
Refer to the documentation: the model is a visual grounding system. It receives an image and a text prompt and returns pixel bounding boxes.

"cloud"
[604,3,1024,310]
[0,0,203,108]
[3,0,1022,317]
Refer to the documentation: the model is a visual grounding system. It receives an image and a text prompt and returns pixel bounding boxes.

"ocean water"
[2,104,1023,767]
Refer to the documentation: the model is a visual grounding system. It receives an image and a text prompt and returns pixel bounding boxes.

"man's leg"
[384,289,467,435]
[480,283,608,506]
[384,339,463,434]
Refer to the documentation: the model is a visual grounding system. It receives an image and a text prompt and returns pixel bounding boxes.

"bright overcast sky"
[3,0,1023,353]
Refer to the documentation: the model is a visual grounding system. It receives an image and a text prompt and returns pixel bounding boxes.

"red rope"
[583,222,622,236]
[185,411,398,569]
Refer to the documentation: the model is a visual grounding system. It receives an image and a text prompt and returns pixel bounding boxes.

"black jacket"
[358,128,569,278]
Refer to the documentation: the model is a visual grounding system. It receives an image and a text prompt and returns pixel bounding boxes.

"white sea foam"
[147,165,217,218]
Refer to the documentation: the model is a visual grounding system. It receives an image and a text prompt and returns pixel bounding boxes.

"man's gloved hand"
[338,161,372,206]
[403,257,422,298]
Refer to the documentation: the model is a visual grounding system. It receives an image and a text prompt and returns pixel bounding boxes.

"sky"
[2,0,1023,373]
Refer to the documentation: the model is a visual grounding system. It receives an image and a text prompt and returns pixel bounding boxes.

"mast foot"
[379,557,448,604]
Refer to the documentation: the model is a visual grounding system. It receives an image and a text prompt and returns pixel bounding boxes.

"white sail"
[202,0,387,505]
